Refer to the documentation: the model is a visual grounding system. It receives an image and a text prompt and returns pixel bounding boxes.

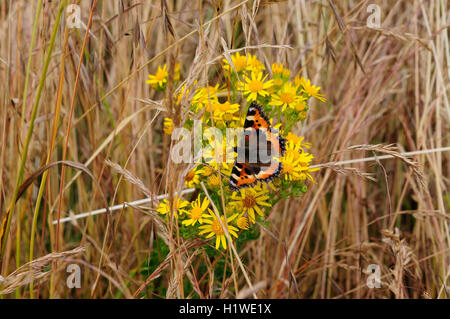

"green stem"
[0,0,44,262]
[12,0,43,299]
[19,0,43,131]
[28,0,67,299]
[0,0,65,298]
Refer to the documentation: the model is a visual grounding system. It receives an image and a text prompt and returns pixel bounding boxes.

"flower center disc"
[191,207,202,220]
[185,170,195,182]
[156,70,166,81]
[242,195,256,208]
[280,92,295,104]
[211,219,225,235]
[249,80,263,93]
[235,57,247,71]
[208,175,221,186]
[283,162,294,174]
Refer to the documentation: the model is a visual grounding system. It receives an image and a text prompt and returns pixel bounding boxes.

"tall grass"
[0,0,448,298]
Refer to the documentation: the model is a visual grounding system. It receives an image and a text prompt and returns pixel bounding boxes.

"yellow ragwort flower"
[192,84,221,111]
[223,52,248,73]
[272,62,284,75]
[286,133,312,152]
[293,75,302,87]
[163,117,174,135]
[298,76,326,102]
[207,174,222,188]
[176,83,195,105]
[220,162,234,177]
[229,184,271,223]
[273,77,284,88]
[198,211,239,250]
[240,71,273,102]
[236,215,249,230]
[212,101,240,118]
[271,82,300,111]
[298,111,307,121]
[203,136,236,169]
[156,196,189,218]
[293,98,307,112]
[184,166,205,188]
[296,152,319,182]
[246,53,265,73]
[281,151,318,182]
[182,195,210,226]
[204,100,240,125]
[174,63,181,81]
[146,64,168,88]
[202,166,214,177]
[280,152,302,181]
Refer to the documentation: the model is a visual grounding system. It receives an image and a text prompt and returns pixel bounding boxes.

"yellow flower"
[215,101,240,117]
[286,132,302,145]
[296,152,319,182]
[229,185,271,223]
[240,72,273,102]
[286,133,311,152]
[156,196,189,218]
[184,166,205,188]
[298,76,326,102]
[199,211,239,250]
[220,162,234,177]
[202,166,214,177]
[297,168,319,183]
[236,215,249,230]
[294,98,307,112]
[146,64,168,88]
[272,62,284,75]
[282,68,290,79]
[208,101,240,124]
[207,174,222,188]
[271,82,299,111]
[203,136,236,169]
[176,83,196,105]
[182,196,210,226]
[273,77,284,88]
[294,75,302,87]
[212,112,240,128]
[281,151,318,182]
[284,146,300,162]
[192,84,221,111]
[280,152,302,181]
[163,117,174,135]
[246,53,265,73]
[298,111,307,121]
[174,63,181,81]
[223,52,248,73]
[219,112,240,123]
[203,99,220,115]
[272,177,282,187]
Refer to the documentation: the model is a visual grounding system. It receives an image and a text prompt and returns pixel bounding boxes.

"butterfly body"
[230,102,286,190]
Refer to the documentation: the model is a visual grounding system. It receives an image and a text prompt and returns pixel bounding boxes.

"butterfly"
[229,102,286,190]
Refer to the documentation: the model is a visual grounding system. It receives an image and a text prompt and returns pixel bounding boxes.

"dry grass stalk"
[106,159,152,198]
[382,229,422,299]
[0,247,85,295]
[0,0,448,299]
[346,144,426,189]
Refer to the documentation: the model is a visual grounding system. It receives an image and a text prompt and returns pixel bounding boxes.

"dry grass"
[0,0,449,299]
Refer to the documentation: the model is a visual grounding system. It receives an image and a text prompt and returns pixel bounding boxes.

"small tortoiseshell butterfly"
[230,102,286,190]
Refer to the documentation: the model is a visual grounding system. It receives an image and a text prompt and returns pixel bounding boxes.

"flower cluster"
[150,53,325,250]
[146,63,181,91]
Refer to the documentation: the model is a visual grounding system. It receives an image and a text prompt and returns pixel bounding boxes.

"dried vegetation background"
[0,0,449,298]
